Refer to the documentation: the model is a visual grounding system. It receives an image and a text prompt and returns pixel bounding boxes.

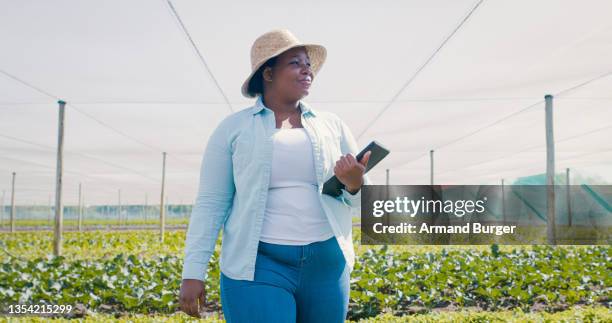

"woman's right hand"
[179,279,206,318]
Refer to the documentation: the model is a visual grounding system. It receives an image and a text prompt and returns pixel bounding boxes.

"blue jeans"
[220,236,350,323]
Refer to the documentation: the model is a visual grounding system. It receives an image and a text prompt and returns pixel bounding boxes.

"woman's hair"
[247,56,278,97]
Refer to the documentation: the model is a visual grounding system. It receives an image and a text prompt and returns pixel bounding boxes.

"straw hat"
[241,29,327,98]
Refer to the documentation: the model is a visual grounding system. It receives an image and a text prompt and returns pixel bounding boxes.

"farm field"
[1,228,610,322]
[0,217,189,229]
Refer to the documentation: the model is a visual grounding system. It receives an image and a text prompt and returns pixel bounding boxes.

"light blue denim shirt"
[182,96,372,281]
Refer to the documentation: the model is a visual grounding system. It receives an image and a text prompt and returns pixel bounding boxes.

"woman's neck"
[262,93,300,116]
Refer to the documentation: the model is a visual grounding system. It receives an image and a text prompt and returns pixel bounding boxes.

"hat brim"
[241,43,326,98]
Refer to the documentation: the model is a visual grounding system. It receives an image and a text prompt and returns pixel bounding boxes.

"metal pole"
[566,168,572,227]
[10,172,16,233]
[429,150,434,186]
[78,183,83,232]
[385,169,390,227]
[545,94,556,244]
[160,152,167,242]
[54,100,66,256]
[501,179,506,224]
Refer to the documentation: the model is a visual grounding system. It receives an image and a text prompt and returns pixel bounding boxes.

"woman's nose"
[301,63,313,75]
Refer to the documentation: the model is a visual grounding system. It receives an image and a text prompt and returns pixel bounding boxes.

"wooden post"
[54,100,66,256]
[10,172,16,233]
[566,168,572,227]
[501,179,506,224]
[160,152,167,242]
[429,150,434,186]
[545,94,556,245]
[78,183,83,232]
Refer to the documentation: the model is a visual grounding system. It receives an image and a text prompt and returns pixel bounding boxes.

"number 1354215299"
[5,304,73,315]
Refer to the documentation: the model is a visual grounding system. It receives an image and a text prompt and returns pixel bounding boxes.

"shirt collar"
[250,95,316,117]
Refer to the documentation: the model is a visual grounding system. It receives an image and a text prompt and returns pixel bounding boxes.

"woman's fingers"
[336,153,365,173]
[180,297,197,317]
[198,290,206,314]
[179,280,204,318]
[346,153,357,165]
[360,151,371,168]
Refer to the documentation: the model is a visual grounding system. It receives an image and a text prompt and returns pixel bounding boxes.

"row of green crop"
[0,218,188,228]
[2,230,533,261]
[1,231,190,260]
[349,244,610,318]
[1,245,609,320]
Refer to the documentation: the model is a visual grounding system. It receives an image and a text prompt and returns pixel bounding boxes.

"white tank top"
[259,127,335,245]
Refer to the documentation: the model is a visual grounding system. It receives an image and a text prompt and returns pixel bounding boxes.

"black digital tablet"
[322,140,390,197]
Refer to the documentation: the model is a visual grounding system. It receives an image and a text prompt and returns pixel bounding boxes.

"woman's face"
[263,46,313,101]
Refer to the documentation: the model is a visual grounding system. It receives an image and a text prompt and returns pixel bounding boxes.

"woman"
[179,29,371,323]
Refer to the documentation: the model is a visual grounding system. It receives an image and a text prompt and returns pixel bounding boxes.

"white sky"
[1,0,611,205]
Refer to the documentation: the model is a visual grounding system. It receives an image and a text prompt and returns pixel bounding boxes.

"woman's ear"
[263,67,273,82]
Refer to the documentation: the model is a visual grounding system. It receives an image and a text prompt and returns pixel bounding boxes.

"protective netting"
[1,0,610,208]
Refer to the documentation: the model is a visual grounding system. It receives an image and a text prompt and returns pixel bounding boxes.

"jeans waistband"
[257,236,339,266]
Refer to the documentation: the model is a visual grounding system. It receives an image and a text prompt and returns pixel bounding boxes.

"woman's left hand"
[334,151,371,193]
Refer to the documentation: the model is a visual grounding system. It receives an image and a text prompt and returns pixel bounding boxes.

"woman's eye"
[290,61,311,68]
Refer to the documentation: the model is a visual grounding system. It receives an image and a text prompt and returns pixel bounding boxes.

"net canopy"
[1,0,611,205]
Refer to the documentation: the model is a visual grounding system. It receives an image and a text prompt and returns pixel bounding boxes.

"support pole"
[10,173,16,233]
[545,94,556,244]
[429,150,434,186]
[566,168,572,227]
[501,179,506,224]
[78,183,83,232]
[385,169,390,227]
[160,152,167,242]
[54,100,66,256]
